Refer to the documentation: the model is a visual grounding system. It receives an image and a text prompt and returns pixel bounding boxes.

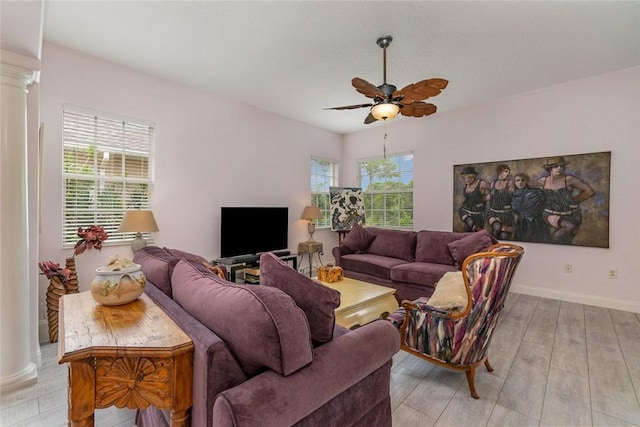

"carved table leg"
[171,351,193,427]
[68,360,96,426]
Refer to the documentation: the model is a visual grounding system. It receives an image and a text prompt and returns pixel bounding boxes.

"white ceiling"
[6,1,640,134]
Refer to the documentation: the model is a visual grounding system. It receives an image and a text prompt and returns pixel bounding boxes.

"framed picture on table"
[329,186,366,233]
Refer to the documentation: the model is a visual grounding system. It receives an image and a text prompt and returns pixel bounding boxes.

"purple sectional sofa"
[332,226,497,303]
[132,247,400,427]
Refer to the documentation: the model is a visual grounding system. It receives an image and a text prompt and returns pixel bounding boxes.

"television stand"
[218,254,259,265]
[217,253,298,283]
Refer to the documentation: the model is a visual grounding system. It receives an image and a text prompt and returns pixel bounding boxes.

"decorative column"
[0,56,38,391]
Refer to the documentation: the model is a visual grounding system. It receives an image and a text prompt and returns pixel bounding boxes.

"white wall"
[37,43,639,341]
[343,66,640,312]
[38,43,342,337]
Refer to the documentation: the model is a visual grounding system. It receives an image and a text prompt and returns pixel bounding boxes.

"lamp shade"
[300,206,322,220]
[370,103,400,121]
[117,210,159,233]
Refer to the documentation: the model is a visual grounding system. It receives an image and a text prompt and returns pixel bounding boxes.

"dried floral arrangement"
[38,225,110,281]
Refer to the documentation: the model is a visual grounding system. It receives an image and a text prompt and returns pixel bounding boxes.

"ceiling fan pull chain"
[383,124,388,159]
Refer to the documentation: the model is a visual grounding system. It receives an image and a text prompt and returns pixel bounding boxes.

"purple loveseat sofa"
[133,247,400,427]
[332,226,497,303]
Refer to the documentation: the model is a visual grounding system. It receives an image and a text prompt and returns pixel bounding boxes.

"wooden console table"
[58,291,193,426]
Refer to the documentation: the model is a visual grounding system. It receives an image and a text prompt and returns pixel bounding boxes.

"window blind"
[310,157,339,228]
[62,107,155,247]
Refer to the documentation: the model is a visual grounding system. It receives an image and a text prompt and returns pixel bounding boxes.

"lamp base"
[306,222,317,243]
[131,233,148,253]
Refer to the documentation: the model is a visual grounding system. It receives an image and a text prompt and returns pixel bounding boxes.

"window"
[62,106,155,247]
[359,152,413,228]
[310,157,339,228]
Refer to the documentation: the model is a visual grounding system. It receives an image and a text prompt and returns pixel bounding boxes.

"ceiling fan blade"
[394,78,449,104]
[364,112,377,124]
[426,78,449,90]
[352,77,385,99]
[400,102,437,118]
[324,102,373,111]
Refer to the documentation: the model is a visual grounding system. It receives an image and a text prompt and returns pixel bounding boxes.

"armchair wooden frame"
[397,243,524,399]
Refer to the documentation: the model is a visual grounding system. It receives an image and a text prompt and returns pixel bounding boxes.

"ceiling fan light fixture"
[370,103,399,121]
[326,35,447,124]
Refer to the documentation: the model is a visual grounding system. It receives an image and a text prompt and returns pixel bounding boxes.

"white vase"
[90,264,146,306]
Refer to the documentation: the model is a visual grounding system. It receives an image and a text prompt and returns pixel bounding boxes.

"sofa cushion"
[133,246,179,297]
[163,247,203,261]
[414,230,472,265]
[164,247,227,280]
[340,253,409,280]
[171,260,313,377]
[427,271,469,310]
[390,262,458,287]
[340,223,376,253]
[176,258,229,283]
[366,228,417,262]
[259,253,341,345]
[447,230,495,267]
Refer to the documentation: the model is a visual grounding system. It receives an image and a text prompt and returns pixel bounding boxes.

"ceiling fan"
[325,36,448,124]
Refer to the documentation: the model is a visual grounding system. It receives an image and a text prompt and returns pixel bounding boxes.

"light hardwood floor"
[1,292,639,426]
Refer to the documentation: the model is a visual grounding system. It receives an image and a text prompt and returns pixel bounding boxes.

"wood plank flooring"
[391,292,640,426]
[1,292,638,426]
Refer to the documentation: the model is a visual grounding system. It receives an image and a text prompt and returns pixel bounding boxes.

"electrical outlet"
[564,264,573,274]
[608,269,618,279]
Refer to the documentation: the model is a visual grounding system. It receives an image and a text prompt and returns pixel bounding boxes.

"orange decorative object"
[318,264,344,283]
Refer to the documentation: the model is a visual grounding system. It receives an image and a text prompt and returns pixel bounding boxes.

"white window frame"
[62,105,155,247]
[310,156,339,228]
[358,151,414,229]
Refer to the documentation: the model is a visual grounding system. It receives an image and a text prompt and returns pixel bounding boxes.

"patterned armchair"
[388,243,524,399]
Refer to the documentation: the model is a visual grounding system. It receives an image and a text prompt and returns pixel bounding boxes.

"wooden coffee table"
[317,277,398,329]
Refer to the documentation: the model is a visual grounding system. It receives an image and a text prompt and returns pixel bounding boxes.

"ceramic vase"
[90,264,146,306]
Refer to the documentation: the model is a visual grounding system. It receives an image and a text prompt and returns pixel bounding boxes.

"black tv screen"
[220,207,289,258]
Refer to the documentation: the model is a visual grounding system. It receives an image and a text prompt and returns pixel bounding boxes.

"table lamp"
[118,210,159,252]
[301,206,322,243]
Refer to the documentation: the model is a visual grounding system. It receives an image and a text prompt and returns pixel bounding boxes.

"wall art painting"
[452,151,611,248]
[329,186,366,231]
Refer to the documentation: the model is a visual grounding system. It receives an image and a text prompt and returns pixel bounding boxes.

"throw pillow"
[427,271,469,310]
[164,247,228,279]
[133,246,179,297]
[172,260,313,377]
[447,230,495,267]
[340,223,376,253]
[259,253,341,345]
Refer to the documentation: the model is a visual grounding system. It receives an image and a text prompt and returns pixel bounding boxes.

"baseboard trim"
[33,348,41,368]
[0,363,37,393]
[38,319,50,344]
[511,283,640,313]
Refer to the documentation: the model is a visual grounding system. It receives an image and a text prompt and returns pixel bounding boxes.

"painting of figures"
[452,152,611,248]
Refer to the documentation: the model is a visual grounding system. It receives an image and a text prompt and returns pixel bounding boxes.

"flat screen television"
[220,207,289,258]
